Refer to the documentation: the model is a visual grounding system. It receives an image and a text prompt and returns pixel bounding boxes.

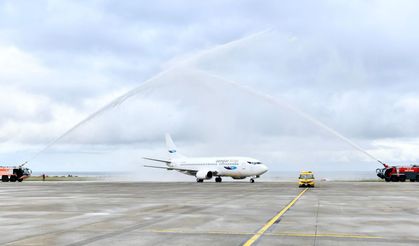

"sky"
[1,0,419,179]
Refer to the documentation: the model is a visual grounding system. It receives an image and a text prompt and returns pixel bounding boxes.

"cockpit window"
[247,161,262,165]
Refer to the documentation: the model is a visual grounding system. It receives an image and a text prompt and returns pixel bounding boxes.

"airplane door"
[240,161,246,176]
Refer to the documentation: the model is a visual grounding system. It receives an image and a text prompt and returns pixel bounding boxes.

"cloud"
[0,45,50,81]
[1,1,419,174]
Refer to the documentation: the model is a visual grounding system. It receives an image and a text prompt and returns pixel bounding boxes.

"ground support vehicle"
[299,171,315,187]
[0,166,32,182]
[377,164,419,182]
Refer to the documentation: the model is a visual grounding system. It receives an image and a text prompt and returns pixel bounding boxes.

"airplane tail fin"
[165,133,185,160]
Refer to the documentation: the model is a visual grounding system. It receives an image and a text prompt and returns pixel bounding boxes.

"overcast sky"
[1,0,419,179]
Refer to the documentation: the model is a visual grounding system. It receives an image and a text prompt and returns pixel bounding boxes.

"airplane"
[143,134,268,183]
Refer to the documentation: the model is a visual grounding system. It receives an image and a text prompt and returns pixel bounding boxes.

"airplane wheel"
[196,179,204,183]
[215,177,222,183]
[250,178,255,183]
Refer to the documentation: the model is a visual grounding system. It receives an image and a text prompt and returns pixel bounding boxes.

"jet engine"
[196,170,213,180]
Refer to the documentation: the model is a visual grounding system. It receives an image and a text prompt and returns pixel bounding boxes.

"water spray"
[27,29,273,163]
[26,68,174,162]
[191,68,385,166]
[28,28,383,167]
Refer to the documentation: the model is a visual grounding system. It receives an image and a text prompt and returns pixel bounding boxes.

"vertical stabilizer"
[165,134,185,160]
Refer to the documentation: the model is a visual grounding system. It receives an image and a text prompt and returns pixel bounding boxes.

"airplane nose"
[260,164,268,174]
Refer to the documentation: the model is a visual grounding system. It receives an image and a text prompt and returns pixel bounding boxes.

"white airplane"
[143,134,268,183]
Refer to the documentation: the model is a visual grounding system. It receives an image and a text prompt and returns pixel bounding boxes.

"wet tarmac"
[1,181,418,245]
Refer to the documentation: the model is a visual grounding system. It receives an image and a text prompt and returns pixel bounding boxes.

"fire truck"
[376,164,419,182]
[0,164,32,182]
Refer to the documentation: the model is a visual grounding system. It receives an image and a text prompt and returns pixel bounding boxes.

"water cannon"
[377,160,388,168]
[19,161,28,168]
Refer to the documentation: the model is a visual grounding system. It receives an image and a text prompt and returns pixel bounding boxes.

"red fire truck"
[376,164,419,182]
[0,165,32,182]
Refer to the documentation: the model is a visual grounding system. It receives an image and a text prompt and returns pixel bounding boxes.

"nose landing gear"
[250,178,255,183]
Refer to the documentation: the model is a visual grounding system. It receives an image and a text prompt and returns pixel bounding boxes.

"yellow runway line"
[243,188,308,246]
[147,229,382,239]
[267,232,382,239]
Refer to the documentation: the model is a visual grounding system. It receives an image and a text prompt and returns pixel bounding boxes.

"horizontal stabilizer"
[143,157,171,164]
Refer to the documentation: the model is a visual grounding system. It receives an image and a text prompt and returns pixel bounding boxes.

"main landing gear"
[196,179,204,183]
[215,177,222,183]
[250,178,255,183]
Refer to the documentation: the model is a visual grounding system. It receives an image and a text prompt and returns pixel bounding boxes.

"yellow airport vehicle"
[299,171,315,187]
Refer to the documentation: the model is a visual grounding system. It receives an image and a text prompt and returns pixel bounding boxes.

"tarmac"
[1,181,418,245]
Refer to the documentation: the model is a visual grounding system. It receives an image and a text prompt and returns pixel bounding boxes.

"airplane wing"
[143,157,171,164]
[144,156,219,176]
[143,165,219,177]
[144,165,198,173]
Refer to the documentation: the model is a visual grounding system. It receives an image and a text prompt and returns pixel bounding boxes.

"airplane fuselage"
[171,157,268,179]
